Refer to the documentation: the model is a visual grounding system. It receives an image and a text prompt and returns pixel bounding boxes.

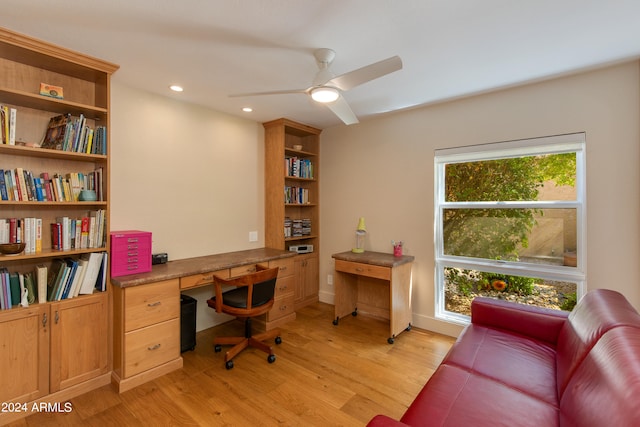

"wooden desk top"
[332,251,414,268]
[112,247,295,288]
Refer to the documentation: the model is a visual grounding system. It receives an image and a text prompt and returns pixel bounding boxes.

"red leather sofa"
[368,289,640,427]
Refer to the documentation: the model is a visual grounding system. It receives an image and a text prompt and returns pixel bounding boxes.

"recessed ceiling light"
[242,107,253,112]
[169,85,184,92]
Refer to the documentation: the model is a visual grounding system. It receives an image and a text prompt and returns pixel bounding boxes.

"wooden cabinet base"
[111,357,183,393]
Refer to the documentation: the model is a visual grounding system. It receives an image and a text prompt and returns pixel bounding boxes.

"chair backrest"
[211,266,280,315]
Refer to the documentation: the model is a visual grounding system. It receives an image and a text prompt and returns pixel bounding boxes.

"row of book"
[41,113,107,155]
[0,211,106,253]
[52,211,107,251]
[0,105,17,145]
[285,156,314,179]
[285,186,311,204]
[0,168,104,202]
[284,217,312,238]
[0,252,107,310]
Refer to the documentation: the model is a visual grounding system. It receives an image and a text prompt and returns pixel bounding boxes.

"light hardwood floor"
[7,302,455,427]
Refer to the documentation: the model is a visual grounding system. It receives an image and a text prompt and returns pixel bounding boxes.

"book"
[47,259,66,301]
[60,258,78,299]
[71,259,88,298]
[9,273,20,307]
[41,113,70,150]
[0,169,8,200]
[36,265,48,304]
[78,252,103,295]
[8,107,16,145]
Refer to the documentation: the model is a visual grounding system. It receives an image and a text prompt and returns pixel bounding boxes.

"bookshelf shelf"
[0,27,117,421]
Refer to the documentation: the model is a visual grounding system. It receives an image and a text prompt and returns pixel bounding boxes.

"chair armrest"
[471,296,568,344]
[366,415,411,427]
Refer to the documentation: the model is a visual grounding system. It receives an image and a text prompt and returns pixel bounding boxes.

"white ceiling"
[2,0,640,129]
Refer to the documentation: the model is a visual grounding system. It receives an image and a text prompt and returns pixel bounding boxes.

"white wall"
[110,82,265,330]
[320,61,640,337]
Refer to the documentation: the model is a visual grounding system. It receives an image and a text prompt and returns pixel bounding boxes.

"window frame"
[434,133,587,324]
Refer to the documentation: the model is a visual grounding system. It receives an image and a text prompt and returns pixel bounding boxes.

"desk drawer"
[268,293,295,321]
[180,269,229,290]
[268,258,295,278]
[124,279,180,332]
[229,264,257,277]
[275,274,295,298]
[123,318,180,378]
[335,260,391,281]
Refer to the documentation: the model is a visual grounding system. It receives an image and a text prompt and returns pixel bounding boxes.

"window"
[434,133,586,324]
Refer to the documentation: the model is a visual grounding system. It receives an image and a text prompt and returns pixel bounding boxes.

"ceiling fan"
[230,48,402,125]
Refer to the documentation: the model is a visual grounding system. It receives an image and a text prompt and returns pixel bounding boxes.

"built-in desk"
[332,251,414,344]
[111,247,295,392]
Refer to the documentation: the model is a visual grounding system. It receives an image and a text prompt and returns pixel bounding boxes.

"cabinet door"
[49,293,108,392]
[0,305,49,403]
[294,254,319,306]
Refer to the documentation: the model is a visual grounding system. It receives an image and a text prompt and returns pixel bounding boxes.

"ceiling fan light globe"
[311,87,339,103]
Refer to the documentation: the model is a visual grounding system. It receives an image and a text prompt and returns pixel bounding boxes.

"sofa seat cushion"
[442,324,558,405]
[400,364,559,427]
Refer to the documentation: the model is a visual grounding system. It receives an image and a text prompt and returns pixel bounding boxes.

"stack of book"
[0,217,42,254]
[284,217,292,238]
[51,210,106,251]
[0,104,17,145]
[284,186,310,204]
[40,113,107,154]
[0,168,104,202]
[285,156,313,179]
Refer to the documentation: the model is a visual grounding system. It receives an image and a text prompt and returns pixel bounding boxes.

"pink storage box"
[110,230,152,277]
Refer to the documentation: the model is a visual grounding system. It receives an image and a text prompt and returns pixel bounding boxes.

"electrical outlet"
[249,231,258,242]
[327,274,333,286]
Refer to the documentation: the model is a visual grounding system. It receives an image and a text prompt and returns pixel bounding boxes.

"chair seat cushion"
[213,287,271,309]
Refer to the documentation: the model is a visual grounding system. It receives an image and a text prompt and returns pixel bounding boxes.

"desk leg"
[388,262,413,342]
[333,271,358,325]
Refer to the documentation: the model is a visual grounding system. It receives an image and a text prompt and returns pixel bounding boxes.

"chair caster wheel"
[387,337,395,344]
[268,354,276,363]
[332,318,339,325]
[406,324,412,331]
[352,311,358,316]
[275,336,282,345]
[214,344,222,352]
[225,360,234,370]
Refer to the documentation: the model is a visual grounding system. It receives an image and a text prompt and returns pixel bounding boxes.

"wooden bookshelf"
[264,118,321,322]
[0,27,118,424]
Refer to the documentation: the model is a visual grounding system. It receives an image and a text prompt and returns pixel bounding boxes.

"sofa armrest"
[366,415,411,427]
[471,296,568,344]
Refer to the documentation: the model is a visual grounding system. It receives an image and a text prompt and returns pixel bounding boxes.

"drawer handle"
[280,266,288,271]
[279,305,287,311]
[279,285,288,291]
[127,238,139,243]
[127,265,139,270]
[127,251,139,256]
[355,267,364,272]
[148,344,161,351]
[128,258,138,263]
[202,275,213,281]
[148,301,161,307]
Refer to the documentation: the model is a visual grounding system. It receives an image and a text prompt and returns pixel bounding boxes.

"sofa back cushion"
[559,326,640,426]
[556,289,640,396]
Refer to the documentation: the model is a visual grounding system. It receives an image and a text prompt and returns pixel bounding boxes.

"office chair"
[206,265,282,369]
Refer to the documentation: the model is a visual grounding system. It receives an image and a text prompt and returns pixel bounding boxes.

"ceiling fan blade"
[229,88,308,97]
[326,94,359,125]
[328,55,402,91]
